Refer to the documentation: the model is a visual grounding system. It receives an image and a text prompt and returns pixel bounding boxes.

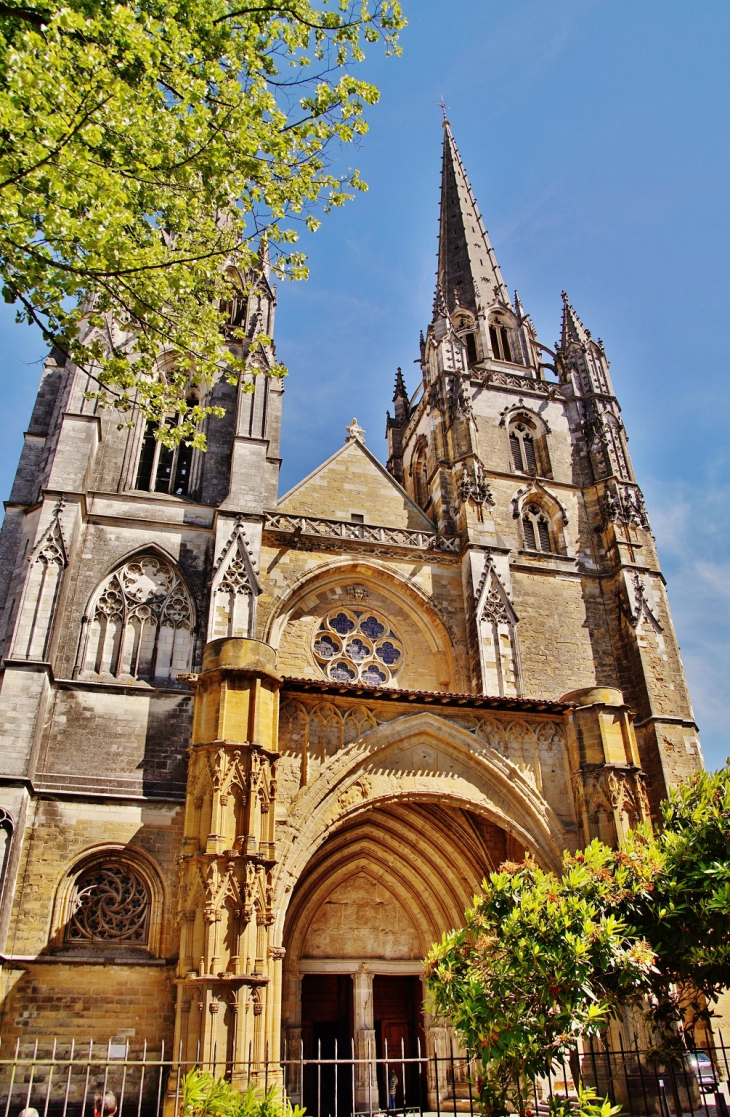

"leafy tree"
[630,764,730,1043]
[425,844,657,1116]
[0,0,404,446]
[425,763,730,1116]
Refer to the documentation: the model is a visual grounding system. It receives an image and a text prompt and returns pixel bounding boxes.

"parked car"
[686,1051,718,1092]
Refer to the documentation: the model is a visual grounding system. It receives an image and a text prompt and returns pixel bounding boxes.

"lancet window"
[411,442,429,510]
[81,554,195,681]
[522,504,553,553]
[0,809,13,899]
[135,408,195,497]
[134,354,198,497]
[313,607,404,686]
[65,860,150,945]
[489,318,513,363]
[509,424,537,473]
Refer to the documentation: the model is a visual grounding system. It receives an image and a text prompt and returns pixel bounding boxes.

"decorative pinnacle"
[393,367,408,402]
[438,96,450,125]
[345,417,366,443]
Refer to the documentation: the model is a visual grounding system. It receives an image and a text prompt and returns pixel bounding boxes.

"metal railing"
[1,1034,730,1117]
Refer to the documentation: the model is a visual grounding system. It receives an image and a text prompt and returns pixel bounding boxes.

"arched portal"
[281,799,527,1112]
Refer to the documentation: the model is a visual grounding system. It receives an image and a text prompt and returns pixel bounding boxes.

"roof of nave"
[282,676,576,716]
[277,422,434,531]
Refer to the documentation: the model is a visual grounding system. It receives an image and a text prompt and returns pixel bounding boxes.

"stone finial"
[345,418,366,443]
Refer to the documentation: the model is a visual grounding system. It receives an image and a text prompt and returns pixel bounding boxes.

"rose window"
[66,862,150,944]
[313,608,404,686]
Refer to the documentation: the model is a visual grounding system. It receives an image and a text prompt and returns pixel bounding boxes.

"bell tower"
[387,120,701,806]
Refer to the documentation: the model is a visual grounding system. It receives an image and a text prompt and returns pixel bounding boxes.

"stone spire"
[435,121,509,319]
[560,290,591,348]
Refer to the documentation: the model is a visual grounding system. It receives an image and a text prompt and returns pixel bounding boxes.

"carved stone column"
[353,966,376,1110]
[172,638,282,1099]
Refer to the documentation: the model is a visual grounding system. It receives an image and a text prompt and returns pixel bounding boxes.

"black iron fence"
[1,1035,730,1117]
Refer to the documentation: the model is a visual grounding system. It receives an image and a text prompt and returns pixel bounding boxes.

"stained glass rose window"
[312,608,404,686]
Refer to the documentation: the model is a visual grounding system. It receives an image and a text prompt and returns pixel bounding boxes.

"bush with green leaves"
[180,1068,306,1117]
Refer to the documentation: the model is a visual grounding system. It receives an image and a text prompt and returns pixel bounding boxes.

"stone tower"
[0,120,702,1101]
[386,119,701,816]
[0,257,282,1039]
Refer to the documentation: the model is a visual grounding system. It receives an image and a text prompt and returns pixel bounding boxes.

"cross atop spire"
[435,123,509,321]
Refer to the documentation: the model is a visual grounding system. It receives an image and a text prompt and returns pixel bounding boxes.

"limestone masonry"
[0,121,703,1098]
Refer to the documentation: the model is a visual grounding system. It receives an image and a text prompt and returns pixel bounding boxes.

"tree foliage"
[425,764,730,1116]
[0,0,404,445]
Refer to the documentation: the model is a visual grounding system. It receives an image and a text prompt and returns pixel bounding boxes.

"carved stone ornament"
[458,459,495,509]
[625,571,663,631]
[601,483,650,531]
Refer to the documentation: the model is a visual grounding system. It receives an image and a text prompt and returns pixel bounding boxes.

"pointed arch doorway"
[283,801,526,1113]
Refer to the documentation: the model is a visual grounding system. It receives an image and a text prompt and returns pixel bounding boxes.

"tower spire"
[560,290,591,348]
[435,122,509,319]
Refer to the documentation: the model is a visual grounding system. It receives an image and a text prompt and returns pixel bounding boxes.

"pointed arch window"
[489,319,513,362]
[411,442,429,510]
[135,406,195,497]
[80,554,195,682]
[0,809,13,902]
[522,504,553,553]
[510,424,537,473]
[507,414,552,478]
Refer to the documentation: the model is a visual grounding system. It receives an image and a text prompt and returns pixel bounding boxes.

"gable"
[277,439,434,530]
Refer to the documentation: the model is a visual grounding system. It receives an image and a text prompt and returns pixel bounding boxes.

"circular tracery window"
[66,861,150,945]
[313,608,404,686]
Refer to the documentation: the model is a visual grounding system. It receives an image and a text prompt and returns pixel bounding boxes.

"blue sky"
[2,0,730,767]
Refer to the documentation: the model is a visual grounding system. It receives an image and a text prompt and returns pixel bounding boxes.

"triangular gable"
[277,439,435,531]
[475,555,518,625]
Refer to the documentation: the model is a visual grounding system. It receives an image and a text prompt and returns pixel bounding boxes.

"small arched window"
[135,419,194,496]
[510,424,537,473]
[489,318,513,363]
[464,332,478,365]
[411,443,429,510]
[522,504,553,553]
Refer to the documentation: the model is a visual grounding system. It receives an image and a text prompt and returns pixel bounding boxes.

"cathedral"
[0,120,702,1097]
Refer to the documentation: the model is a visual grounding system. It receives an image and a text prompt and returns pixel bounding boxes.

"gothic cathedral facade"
[0,122,702,1086]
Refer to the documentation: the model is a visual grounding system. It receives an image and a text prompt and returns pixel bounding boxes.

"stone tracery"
[66,861,150,944]
[313,607,404,686]
[82,554,195,681]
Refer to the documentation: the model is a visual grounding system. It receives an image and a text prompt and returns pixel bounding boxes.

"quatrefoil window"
[313,607,404,686]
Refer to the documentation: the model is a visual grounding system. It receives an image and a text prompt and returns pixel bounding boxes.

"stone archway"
[281,799,524,1112]
[274,711,572,1110]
